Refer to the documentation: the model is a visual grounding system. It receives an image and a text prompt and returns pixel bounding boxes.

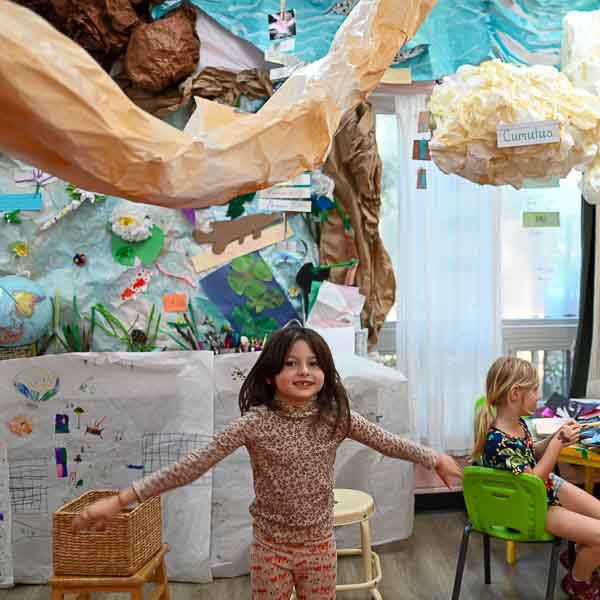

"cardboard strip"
[191,222,294,273]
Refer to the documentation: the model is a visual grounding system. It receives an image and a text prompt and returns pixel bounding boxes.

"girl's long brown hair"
[239,326,351,438]
[472,356,539,460]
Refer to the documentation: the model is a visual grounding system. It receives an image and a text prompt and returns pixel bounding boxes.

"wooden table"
[49,544,170,600]
[559,445,600,494]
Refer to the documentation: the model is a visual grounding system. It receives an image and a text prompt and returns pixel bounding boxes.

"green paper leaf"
[228,270,249,296]
[252,257,273,282]
[226,193,256,219]
[231,254,255,273]
[111,226,164,267]
[245,280,267,301]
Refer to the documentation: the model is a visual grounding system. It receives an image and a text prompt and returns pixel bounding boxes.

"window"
[373,91,582,400]
[501,171,581,400]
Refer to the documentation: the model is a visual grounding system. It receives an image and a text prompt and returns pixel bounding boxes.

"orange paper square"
[163,293,188,313]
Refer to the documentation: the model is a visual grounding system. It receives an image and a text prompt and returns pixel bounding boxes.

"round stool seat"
[333,488,375,526]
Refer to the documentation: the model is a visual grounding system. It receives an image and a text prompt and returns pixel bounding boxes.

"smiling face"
[272,339,325,406]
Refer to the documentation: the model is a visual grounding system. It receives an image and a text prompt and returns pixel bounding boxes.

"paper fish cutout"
[121,269,152,302]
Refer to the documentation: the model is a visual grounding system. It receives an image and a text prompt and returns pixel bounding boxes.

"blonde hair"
[472,356,539,460]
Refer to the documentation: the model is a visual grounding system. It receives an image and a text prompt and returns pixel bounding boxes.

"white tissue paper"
[429,59,600,202]
[562,9,600,204]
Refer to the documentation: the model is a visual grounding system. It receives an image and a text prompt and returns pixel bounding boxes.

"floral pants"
[250,531,337,600]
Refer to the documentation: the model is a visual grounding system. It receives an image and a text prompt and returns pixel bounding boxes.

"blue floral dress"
[482,418,559,505]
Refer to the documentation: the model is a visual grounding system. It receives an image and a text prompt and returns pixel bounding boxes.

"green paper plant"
[227,255,284,312]
[231,304,278,340]
[55,296,93,352]
[163,302,225,351]
[91,303,162,352]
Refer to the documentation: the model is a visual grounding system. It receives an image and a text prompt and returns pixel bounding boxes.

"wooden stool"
[334,489,383,600]
[49,544,170,600]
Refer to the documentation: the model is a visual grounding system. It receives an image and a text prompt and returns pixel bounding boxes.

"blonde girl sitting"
[473,356,600,599]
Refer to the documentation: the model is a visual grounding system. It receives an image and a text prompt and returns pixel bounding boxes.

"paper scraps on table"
[412,139,431,161]
[120,269,152,302]
[192,213,280,255]
[191,221,294,273]
[163,293,189,313]
[156,263,197,288]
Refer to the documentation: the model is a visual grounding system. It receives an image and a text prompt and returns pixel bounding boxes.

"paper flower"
[10,240,28,257]
[111,205,153,242]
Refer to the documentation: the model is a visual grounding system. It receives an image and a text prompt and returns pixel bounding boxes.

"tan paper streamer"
[429,59,600,197]
[0,0,435,209]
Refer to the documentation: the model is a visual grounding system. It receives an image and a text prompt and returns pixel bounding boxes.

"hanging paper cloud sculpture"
[428,59,600,202]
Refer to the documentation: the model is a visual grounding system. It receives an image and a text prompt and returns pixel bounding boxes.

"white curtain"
[388,92,502,456]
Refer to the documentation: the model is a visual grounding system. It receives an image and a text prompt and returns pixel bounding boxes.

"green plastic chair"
[451,466,571,600]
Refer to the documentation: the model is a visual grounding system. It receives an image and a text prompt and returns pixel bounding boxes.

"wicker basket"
[53,490,162,577]
[0,344,36,361]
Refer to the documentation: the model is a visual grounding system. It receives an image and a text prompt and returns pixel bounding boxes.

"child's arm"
[347,411,462,486]
[533,419,581,460]
[73,415,251,531]
[532,420,581,480]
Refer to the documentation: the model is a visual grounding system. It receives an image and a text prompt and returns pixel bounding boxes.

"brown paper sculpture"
[0,0,435,208]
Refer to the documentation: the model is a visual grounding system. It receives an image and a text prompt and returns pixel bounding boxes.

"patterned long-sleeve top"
[133,399,438,543]
[482,418,558,505]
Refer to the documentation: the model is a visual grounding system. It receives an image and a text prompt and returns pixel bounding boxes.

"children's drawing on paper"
[7,416,32,437]
[85,417,106,438]
[8,450,49,514]
[13,368,59,405]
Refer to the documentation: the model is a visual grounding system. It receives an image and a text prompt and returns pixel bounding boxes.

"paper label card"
[163,293,189,313]
[522,211,560,228]
[259,186,311,199]
[258,198,312,212]
[497,120,560,148]
[0,193,43,211]
[416,168,427,190]
[268,9,296,41]
[412,139,431,161]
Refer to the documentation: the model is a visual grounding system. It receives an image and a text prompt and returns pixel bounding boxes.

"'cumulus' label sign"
[497,120,560,148]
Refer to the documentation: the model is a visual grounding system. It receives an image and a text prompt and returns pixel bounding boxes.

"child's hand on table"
[434,453,463,488]
[555,419,582,447]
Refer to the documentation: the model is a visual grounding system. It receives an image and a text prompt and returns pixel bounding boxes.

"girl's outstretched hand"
[72,494,122,532]
[434,453,463,488]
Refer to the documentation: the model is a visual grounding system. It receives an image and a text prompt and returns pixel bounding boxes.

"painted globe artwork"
[0,276,52,347]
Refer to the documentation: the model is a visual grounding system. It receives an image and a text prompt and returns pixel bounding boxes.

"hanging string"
[280,0,286,20]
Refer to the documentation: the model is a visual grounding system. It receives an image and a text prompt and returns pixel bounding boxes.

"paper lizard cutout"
[193,213,280,254]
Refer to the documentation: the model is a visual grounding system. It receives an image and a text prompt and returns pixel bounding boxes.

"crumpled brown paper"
[125,8,199,91]
[120,67,273,117]
[322,102,396,348]
[0,0,436,208]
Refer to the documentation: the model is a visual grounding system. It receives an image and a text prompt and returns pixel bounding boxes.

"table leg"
[506,541,517,565]
[585,467,595,495]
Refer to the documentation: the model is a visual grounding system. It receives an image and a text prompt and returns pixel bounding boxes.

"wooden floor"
[5,510,571,599]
